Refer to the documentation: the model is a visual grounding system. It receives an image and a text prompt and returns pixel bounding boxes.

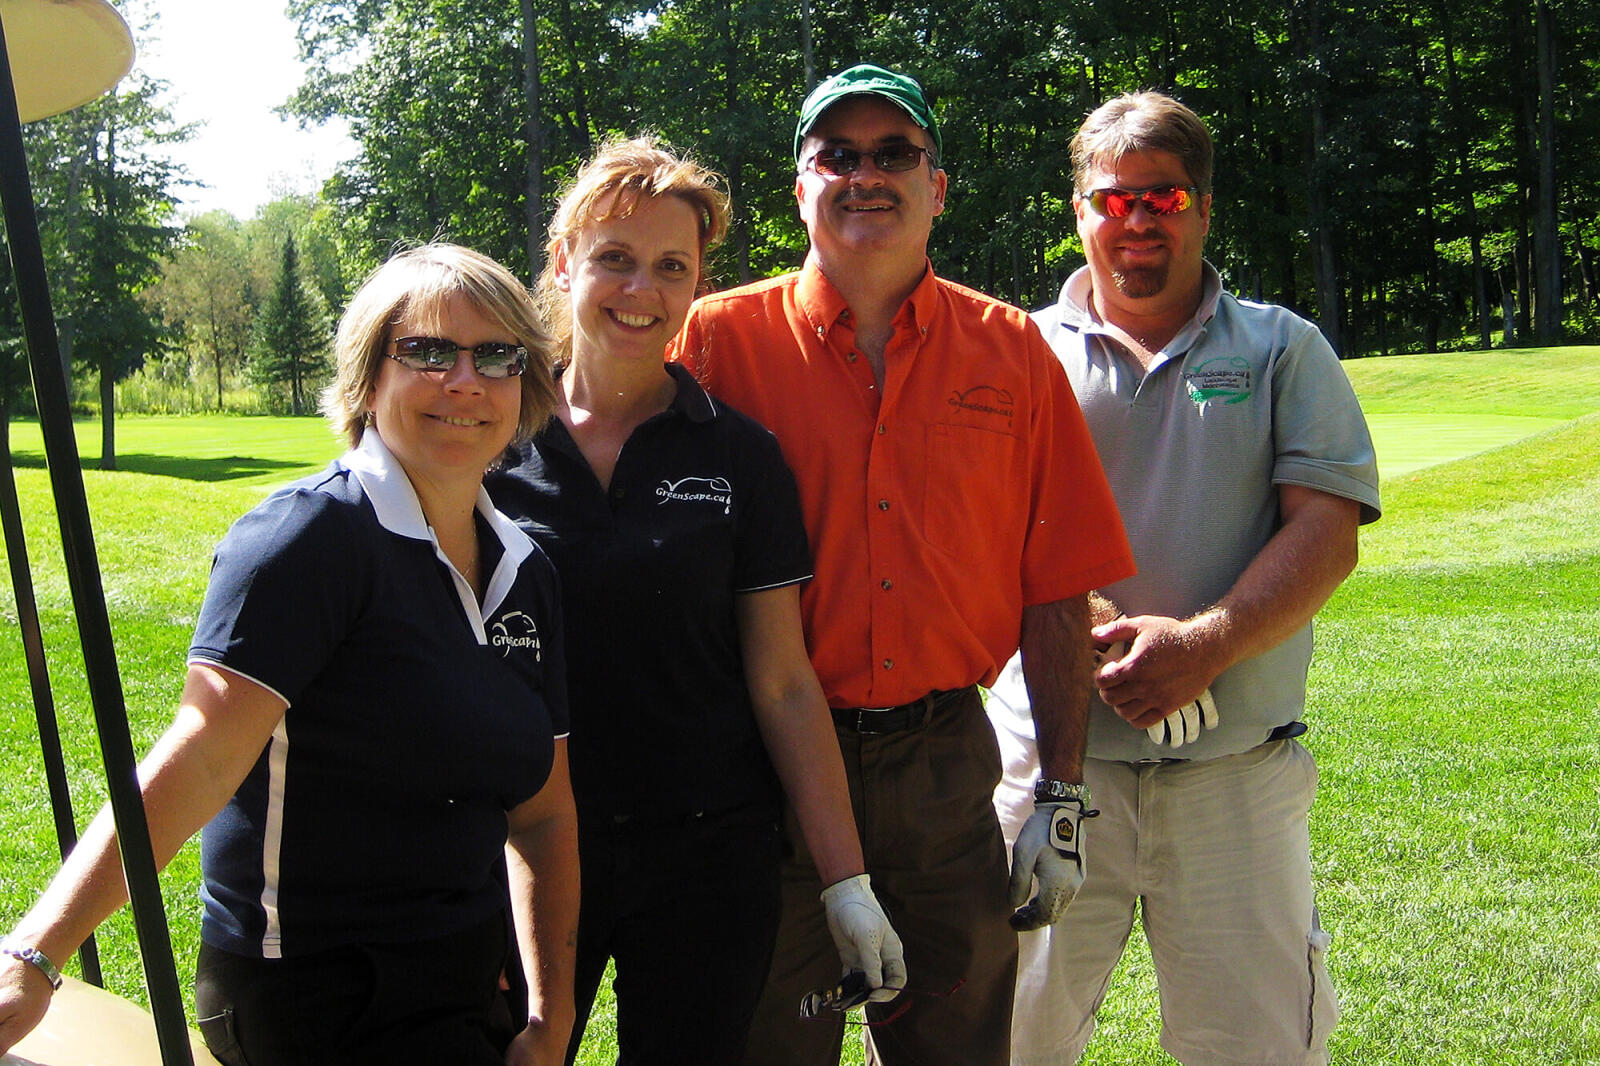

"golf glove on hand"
[1097,641,1221,748]
[1008,800,1096,931]
[820,874,906,1002]
[1147,688,1219,747]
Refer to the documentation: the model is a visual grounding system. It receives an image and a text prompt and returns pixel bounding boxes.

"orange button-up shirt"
[673,261,1134,709]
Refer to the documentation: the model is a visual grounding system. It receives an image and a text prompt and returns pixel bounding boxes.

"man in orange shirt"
[674,64,1134,1066]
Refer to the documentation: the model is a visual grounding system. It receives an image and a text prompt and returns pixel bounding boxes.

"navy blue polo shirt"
[189,430,567,959]
[487,363,810,828]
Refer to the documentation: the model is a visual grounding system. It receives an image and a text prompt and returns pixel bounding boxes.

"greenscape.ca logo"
[1183,356,1252,406]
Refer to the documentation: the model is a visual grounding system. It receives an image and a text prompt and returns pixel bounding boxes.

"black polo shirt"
[189,430,567,958]
[487,363,810,827]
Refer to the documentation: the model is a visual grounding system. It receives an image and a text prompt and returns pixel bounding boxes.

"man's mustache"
[835,186,902,207]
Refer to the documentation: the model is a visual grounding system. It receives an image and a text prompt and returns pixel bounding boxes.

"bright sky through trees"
[129,0,352,218]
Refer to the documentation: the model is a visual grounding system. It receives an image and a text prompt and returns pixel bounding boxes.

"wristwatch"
[1,940,63,991]
[1034,778,1091,805]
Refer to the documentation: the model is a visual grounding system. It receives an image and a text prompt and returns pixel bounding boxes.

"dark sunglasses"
[388,336,528,379]
[805,143,931,177]
[1079,184,1198,219]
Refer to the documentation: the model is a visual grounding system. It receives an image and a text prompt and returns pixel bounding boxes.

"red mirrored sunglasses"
[1079,184,1198,219]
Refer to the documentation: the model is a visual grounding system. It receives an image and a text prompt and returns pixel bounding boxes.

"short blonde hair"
[320,243,558,447]
[1071,91,1214,196]
[538,135,730,363]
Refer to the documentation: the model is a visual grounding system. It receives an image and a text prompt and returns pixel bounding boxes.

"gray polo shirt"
[1018,263,1380,762]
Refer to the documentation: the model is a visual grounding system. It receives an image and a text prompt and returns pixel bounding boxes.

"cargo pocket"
[1306,907,1340,1053]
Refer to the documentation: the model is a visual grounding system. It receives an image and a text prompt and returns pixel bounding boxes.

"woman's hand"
[504,1018,569,1065]
[0,955,55,1057]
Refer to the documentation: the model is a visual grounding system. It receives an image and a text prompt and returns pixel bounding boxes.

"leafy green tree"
[250,236,329,416]
[148,212,256,410]
[279,0,1600,354]
[24,70,185,467]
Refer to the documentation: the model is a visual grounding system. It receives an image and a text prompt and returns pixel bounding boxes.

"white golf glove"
[1146,688,1219,747]
[1097,641,1220,748]
[820,874,906,1003]
[1007,800,1096,931]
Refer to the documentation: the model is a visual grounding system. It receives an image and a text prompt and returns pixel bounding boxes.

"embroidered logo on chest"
[1183,356,1253,407]
[947,385,1015,426]
[490,610,542,660]
[655,476,733,515]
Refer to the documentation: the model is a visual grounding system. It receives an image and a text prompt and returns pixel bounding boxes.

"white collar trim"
[340,428,535,628]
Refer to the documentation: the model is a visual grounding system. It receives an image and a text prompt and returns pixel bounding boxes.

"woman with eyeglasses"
[485,137,904,1066]
[0,244,579,1066]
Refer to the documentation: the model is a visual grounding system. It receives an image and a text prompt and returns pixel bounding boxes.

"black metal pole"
[0,432,103,986]
[0,14,193,1065]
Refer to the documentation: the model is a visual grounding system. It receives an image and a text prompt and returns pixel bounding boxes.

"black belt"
[830,688,971,734]
[1134,720,1309,765]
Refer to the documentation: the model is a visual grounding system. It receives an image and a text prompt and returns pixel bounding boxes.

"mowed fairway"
[1,346,1598,1064]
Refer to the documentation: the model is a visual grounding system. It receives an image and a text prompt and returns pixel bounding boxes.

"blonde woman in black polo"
[488,138,904,1066]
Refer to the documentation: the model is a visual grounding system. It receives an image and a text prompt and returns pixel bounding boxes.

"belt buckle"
[855,707,893,734]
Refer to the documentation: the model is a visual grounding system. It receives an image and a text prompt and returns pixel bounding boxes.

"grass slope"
[1,348,1597,1064]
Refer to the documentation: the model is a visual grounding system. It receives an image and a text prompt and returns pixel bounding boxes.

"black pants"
[195,913,514,1066]
[565,814,782,1066]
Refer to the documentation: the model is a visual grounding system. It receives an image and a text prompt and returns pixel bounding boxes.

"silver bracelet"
[1,941,63,991]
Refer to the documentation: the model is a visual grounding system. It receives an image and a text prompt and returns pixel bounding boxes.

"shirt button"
[847,352,858,362]
[881,579,893,590]
[877,424,886,435]
[878,499,890,511]
[883,659,895,671]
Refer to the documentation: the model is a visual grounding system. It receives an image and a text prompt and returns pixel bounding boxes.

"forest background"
[2,0,1598,466]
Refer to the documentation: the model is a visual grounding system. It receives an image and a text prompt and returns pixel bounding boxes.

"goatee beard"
[1112,266,1168,298]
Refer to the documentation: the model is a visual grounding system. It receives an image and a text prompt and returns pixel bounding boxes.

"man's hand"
[1007,800,1096,931]
[820,874,907,1003]
[1092,617,1228,730]
[1098,639,1220,746]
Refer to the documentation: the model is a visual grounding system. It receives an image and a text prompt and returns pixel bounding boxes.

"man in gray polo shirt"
[988,92,1380,1065]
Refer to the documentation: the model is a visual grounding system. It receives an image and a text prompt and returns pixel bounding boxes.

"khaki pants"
[741,687,1018,1066]
[992,720,1339,1066]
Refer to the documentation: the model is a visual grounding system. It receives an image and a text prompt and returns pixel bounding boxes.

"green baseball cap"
[793,63,941,163]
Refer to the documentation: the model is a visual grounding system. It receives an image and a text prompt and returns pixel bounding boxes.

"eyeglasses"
[799,973,964,1028]
[387,336,528,379]
[1078,184,1198,219]
[804,143,931,177]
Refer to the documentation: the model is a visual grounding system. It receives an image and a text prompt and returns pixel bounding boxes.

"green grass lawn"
[2,346,1598,1064]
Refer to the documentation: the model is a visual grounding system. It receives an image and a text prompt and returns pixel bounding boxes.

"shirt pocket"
[921,422,1024,559]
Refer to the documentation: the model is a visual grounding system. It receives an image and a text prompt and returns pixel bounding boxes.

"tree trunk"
[98,366,115,471]
[1509,4,1536,341]
[801,0,815,92]
[1499,267,1517,343]
[1532,0,1561,341]
[556,0,591,155]
[521,0,545,279]
[1438,0,1493,349]
[1297,0,1344,355]
[1515,227,1532,339]
[1409,29,1439,352]
[717,0,751,283]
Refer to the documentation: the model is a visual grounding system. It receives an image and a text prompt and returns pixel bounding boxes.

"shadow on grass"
[7,451,307,483]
